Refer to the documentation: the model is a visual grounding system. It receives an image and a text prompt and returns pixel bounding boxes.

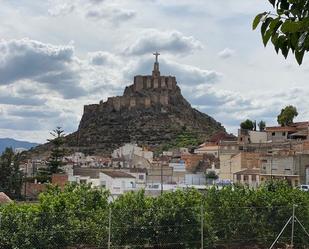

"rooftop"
[0,192,12,204]
[101,170,135,178]
[265,126,297,132]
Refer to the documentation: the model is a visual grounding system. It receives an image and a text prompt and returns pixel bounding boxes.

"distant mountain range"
[0,138,39,154]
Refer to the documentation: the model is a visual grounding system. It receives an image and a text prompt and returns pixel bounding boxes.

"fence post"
[291,204,296,248]
[108,207,111,249]
[201,204,204,249]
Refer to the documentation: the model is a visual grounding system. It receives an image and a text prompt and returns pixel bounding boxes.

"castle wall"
[161,76,166,88]
[113,97,121,111]
[160,94,169,106]
[92,74,176,113]
[84,104,98,114]
[130,98,136,108]
[153,78,159,88]
[134,76,144,91]
[133,75,176,92]
[145,97,151,108]
[146,77,151,88]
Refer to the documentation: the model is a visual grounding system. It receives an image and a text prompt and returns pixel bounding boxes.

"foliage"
[0,148,23,199]
[39,127,66,177]
[277,105,298,126]
[253,0,309,65]
[0,184,110,249]
[258,120,266,131]
[0,181,309,248]
[156,131,202,155]
[240,119,255,130]
[205,171,219,180]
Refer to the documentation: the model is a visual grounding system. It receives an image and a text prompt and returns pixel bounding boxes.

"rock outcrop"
[64,55,225,155]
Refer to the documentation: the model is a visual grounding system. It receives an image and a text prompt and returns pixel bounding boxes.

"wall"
[194,144,219,157]
[99,173,136,196]
[248,131,268,143]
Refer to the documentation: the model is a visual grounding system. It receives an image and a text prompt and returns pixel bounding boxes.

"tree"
[240,119,254,130]
[277,105,298,126]
[205,171,219,180]
[258,120,266,131]
[253,0,309,65]
[0,148,23,199]
[43,127,66,176]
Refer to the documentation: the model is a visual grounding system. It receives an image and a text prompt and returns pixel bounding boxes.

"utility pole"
[201,204,204,249]
[108,207,112,249]
[160,162,163,195]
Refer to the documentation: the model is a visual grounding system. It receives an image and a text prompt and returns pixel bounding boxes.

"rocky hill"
[62,57,226,155]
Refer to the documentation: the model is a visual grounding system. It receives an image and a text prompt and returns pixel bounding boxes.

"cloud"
[8,108,59,118]
[0,95,46,106]
[85,6,136,24]
[48,2,75,16]
[125,57,221,85]
[88,51,121,66]
[48,0,136,25]
[124,30,203,56]
[0,38,87,99]
[218,48,235,59]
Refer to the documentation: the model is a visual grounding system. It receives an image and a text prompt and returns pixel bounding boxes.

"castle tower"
[152,51,160,78]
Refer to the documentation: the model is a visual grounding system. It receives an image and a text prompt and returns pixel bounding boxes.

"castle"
[84,52,178,114]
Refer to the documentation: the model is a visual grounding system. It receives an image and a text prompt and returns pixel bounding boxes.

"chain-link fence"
[0,205,309,249]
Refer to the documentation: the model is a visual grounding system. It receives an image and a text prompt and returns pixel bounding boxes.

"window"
[244,175,249,181]
[237,175,241,181]
[139,174,144,180]
[272,132,275,136]
[100,181,106,188]
[252,175,256,181]
[282,132,286,136]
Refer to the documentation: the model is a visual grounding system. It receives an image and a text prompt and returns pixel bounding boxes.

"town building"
[260,153,309,186]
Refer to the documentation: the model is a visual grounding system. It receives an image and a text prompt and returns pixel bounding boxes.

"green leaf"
[280,0,290,10]
[295,50,305,65]
[271,33,280,53]
[263,30,272,47]
[269,18,283,33]
[252,12,267,30]
[281,21,301,33]
[261,17,273,36]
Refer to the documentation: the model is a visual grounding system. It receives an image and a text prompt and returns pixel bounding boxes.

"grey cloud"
[88,0,105,4]
[8,108,59,118]
[126,57,221,85]
[0,116,43,131]
[218,48,235,59]
[0,38,87,99]
[48,3,75,16]
[124,30,203,56]
[0,92,46,106]
[85,7,136,24]
[88,51,120,66]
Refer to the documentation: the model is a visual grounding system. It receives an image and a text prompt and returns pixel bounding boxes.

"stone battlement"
[133,75,177,92]
[84,91,170,113]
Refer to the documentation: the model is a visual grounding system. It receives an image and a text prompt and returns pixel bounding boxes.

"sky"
[1,0,309,143]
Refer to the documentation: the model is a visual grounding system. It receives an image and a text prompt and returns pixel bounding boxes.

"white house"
[100,170,136,196]
[112,144,153,163]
